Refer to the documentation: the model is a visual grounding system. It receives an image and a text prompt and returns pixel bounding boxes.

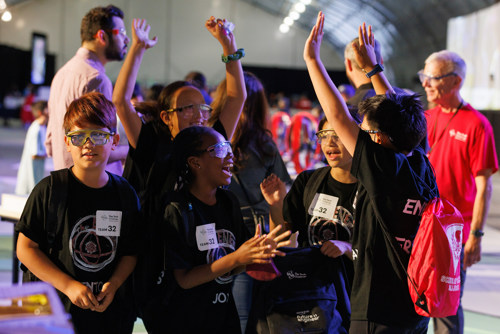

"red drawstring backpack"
[381,197,464,318]
[407,198,464,317]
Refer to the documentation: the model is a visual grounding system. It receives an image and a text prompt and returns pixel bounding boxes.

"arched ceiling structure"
[242,0,499,88]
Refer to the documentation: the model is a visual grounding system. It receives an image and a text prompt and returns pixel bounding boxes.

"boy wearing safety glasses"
[16,92,140,334]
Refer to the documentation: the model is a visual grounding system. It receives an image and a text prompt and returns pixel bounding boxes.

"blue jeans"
[232,272,254,333]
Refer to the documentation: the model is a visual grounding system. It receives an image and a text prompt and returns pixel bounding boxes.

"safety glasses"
[203,141,232,158]
[66,129,115,146]
[316,129,340,144]
[167,104,212,120]
[417,70,457,85]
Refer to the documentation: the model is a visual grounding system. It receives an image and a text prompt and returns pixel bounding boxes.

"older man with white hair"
[421,50,498,334]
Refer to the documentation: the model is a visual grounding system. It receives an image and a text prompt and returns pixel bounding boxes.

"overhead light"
[300,0,312,5]
[279,23,290,33]
[294,2,306,13]
[1,10,12,22]
[290,11,300,20]
[284,16,294,26]
[0,0,6,11]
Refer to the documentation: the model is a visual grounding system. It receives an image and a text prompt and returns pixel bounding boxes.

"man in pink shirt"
[421,50,498,334]
[45,5,129,174]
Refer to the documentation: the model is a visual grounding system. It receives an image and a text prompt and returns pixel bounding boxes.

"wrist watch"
[364,64,384,78]
[471,229,484,237]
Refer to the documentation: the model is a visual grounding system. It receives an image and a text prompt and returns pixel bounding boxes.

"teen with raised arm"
[113,17,246,195]
[304,12,438,333]
[112,18,246,330]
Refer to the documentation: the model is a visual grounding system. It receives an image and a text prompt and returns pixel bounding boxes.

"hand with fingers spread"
[65,280,99,311]
[352,22,377,72]
[260,174,286,207]
[304,11,325,63]
[261,224,292,256]
[132,18,158,50]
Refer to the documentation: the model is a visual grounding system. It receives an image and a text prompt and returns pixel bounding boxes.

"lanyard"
[428,100,463,156]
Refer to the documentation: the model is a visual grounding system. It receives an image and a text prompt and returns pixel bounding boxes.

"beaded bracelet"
[221,48,245,63]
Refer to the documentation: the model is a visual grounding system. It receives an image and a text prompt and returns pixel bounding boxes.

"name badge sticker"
[96,210,122,236]
[308,193,339,220]
[196,223,219,251]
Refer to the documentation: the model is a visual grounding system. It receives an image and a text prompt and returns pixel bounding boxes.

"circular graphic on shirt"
[69,215,117,272]
[207,229,236,284]
[308,206,354,245]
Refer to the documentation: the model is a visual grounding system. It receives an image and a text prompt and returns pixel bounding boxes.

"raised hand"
[352,22,377,71]
[132,18,158,49]
[205,16,236,53]
[304,11,325,62]
[260,174,286,206]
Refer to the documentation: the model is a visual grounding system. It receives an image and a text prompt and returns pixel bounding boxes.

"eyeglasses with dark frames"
[167,104,213,120]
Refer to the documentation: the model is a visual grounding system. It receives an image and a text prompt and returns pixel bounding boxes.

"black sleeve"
[282,171,312,235]
[15,176,51,247]
[127,122,158,181]
[212,119,228,140]
[164,203,195,270]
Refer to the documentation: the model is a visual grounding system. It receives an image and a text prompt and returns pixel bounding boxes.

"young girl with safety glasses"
[162,126,290,333]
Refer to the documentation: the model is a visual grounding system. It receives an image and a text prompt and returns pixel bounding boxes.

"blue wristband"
[221,48,245,63]
[365,64,384,78]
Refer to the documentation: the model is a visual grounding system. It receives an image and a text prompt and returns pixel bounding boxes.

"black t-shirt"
[349,131,437,327]
[283,168,357,247]
[16,169,140,317]
[163,188,248,333]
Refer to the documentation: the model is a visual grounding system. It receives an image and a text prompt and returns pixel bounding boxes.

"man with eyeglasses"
[46,5,130,175]
[421,50,498,334]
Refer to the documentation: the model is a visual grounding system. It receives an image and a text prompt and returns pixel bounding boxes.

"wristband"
[471,229,484,237]
[363,64,384,78]
[221,48,245,63]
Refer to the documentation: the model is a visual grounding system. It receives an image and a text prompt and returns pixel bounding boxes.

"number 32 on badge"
[308,193,339,220]
[96,210,122,236]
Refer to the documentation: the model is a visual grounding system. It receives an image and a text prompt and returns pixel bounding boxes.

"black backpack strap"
[302,166,331,211]
[47,169,69,254]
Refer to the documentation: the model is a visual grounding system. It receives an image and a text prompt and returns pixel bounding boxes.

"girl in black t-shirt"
[163,126,290,333]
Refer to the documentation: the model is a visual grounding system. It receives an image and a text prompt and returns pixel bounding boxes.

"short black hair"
[359,93,426,152]
[80,5,124,43]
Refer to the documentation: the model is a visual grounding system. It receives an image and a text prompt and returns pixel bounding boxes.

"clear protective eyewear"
[66,129,115,146]
[167,104,212,120]
[204,141,232,158]
[316,130,340,144]
[417,70,457,85]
